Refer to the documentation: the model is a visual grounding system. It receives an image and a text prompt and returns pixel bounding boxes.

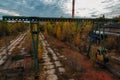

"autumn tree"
[74,33,81,46]
[56,22,63,40]
[0,21,28,37]
[43,23,48,36]
[38,42,43,62]
[62,22,70,41]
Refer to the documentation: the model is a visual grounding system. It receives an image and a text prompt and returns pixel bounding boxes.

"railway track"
[39,33,66,80]
[0,33,26,66]
[107,56,120,78]
[97,56,120,79]
[106,64,120,79]
[0,32,29,80]
[110,56,120,65]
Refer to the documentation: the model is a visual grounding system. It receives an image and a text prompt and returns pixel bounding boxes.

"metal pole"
[72,0,75,18]
[30,21,39,80]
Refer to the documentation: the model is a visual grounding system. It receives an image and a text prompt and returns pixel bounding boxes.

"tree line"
[41,20,120,54]
[41,21,91,52]
[0,21,28,37]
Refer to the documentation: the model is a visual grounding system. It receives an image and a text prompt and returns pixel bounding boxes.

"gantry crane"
[2,16,119,79]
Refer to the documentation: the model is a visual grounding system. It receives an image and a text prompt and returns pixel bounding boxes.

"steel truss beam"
[3,16,119,22]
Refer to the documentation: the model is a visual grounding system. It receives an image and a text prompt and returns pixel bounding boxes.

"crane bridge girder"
[3,16,119,22]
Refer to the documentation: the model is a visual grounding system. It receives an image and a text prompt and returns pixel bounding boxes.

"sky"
[0,0,120,18]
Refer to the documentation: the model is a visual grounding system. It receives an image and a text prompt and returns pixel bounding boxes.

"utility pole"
[72,0,75,18]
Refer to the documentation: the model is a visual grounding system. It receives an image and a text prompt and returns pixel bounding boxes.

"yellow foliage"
[90,46,97,66]
[44,29,48,36]
[70,22,76,34]
[62,22,70,40]
[83,21,92,33]
[62,22,77,41]
[81,21,92,39]
[42,21,93,49]
[74,33,81,46]
[38,43,43,61]
[56,23,63,40]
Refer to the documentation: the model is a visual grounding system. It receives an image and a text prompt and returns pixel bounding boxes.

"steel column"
[30,21,39,78]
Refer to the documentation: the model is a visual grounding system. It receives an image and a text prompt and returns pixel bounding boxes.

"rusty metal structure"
[2,16,120,79]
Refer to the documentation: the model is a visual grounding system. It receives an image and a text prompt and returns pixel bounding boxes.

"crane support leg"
[30,21,39,79]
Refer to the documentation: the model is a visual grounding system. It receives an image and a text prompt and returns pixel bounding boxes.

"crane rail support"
[110,56,120,65]
[106,64,120,79]
[3,16,120,22]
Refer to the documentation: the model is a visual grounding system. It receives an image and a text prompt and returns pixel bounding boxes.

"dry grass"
[0,36,16,48]
[23,32,32,54]
[63,48,82,72]
[38,41,43,62]
[46,35,83,79]
[45,34,116,80]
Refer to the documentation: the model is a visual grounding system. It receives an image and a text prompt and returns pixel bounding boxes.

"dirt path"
[41,35,119,80]
[0,33,26,69]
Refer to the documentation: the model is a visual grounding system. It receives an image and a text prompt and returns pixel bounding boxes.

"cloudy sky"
[0,0,120,18]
